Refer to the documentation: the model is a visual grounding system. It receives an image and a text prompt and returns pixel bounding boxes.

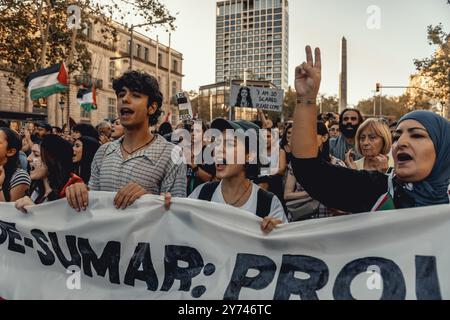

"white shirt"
[259,151,280,176]
[189,181,288,223]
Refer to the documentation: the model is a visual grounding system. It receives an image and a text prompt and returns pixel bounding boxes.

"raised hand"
[345,149,357,169]
[99,134,110,145]
[371,154,389,173]
[295,46,322,100]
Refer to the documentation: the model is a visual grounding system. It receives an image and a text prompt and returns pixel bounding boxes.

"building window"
[172,59,178,73]
[172,81,177,98]
[82,22,93,39]
[158,53,163,67]
[108,98,117,120]
[80,108,90,120]
[136,44,141,58]
[109,61,116,84]
[144,47,149,62]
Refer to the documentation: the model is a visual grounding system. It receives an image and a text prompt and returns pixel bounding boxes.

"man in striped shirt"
[66,71,186,211]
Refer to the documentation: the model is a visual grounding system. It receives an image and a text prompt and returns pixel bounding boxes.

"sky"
[142,0,450,105]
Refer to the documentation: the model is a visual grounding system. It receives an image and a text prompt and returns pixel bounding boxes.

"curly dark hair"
[113,71,164,126]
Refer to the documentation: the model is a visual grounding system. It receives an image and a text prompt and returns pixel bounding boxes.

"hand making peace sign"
[295,46,322,100]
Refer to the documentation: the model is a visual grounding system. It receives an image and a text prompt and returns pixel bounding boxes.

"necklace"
[121,135,156,155]
[224,180,252,206]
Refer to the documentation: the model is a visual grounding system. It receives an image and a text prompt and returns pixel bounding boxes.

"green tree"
[282,86,296,120]
[356,95,410,120]
[318,94,339,114]
[0,0,175,91]
[413,23,450,118]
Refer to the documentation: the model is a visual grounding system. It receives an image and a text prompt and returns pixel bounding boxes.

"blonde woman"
[345,118,394,173]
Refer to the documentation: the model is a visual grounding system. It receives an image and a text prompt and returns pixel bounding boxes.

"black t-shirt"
[187,150,216,196]
[291,157,399,213]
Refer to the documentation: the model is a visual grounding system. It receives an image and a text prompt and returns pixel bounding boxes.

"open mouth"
[215,158,227,169]
[397,152,413,163]
[120,107,134,116]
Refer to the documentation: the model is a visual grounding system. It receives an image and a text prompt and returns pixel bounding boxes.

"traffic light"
[376,83,381,93]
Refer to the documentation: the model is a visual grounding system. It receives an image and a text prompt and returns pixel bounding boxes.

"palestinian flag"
[77,85,97,112]
[371,192,396,212]
[25,63,68,101]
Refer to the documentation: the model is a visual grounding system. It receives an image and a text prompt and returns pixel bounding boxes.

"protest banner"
[230,85,283,112]
[0,192,449,300]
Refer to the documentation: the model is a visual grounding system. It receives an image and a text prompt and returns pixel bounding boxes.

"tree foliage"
[413,23,450,115]
[0,0,175,92]
[280,87,339,121]
[356,95,411,120]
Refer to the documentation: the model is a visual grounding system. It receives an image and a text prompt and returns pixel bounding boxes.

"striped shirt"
[89,134,187,197]
[10,168,31,190]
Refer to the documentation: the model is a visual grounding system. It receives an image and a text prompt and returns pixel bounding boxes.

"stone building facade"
[0,20,183,128]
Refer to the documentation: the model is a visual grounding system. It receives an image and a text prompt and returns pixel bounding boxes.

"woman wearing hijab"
[290,45,450,213]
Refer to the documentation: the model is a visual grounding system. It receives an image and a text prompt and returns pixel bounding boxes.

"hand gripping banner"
[0,192,449,300]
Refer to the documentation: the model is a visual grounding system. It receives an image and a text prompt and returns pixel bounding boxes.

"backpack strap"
[256,188,275,218]
[198,181,221,201]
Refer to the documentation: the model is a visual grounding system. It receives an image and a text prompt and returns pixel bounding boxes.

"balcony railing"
[74,74,103,89]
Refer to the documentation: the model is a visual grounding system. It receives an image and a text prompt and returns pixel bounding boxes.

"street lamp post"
[59,96,65,128]
[129,19,170,70]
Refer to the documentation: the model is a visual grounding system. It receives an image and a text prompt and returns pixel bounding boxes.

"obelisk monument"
[339,37,348,113]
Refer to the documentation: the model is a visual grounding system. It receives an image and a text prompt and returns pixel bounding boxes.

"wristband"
[297,98,317,105]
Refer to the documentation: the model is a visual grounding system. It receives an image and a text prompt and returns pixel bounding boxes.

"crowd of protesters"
[0,57,447,234]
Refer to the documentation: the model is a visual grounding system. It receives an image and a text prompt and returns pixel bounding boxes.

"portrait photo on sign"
[234,86,254,108]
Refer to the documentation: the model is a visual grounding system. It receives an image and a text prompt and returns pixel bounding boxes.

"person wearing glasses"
[329,108,364,161]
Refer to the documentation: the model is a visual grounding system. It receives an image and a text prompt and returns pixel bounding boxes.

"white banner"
[230,85,283,112]
[0,192,449,300]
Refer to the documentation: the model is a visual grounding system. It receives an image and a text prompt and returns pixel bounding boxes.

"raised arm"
[292,46,322,159]
[290,46,388,213]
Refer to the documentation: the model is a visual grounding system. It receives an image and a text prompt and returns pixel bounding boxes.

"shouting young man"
[66,71,186,211]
